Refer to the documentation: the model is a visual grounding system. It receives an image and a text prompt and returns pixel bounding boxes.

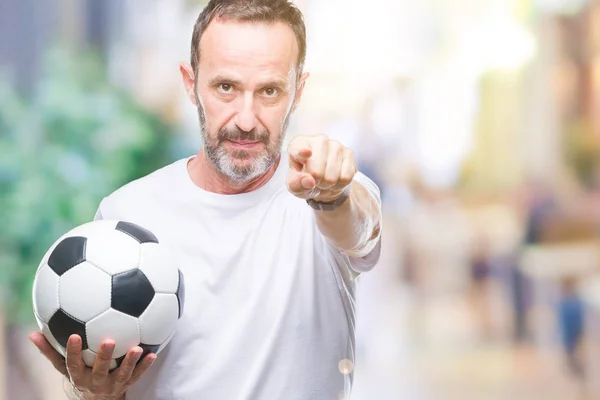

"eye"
[218,83,234,93]
[263,87,279,98]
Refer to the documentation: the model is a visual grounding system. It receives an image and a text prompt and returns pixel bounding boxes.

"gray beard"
[195,94,292,185]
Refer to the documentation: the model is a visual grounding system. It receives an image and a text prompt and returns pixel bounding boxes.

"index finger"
[91,340,116,386]
[288,135,312,159]
[65,335,86,382]
[288,147,312,171]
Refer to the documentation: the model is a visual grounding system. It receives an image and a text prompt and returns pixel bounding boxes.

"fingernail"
[102,342,115,350]
[70,335,80,345]
[301,177,313,189]
[149,355,157,365]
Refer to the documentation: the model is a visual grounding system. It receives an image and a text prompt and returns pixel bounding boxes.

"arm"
[29,331,148,400]
[286,134,382,259]
[313,180,381,258]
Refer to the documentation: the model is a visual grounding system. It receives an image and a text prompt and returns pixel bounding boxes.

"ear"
[179,62,197,106]
[291,71,310,113]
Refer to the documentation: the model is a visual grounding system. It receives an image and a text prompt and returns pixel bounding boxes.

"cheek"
[201,97,235,131]
[260,102,292,133]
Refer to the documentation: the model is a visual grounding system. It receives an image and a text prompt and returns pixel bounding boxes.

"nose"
[234,92,259,133]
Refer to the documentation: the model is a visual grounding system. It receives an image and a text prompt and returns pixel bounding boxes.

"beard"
[195,92,292,185]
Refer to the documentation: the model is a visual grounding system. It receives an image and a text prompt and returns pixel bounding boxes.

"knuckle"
[129,369,144,384]
[67,363,80,376]
[322,177,337,186]
[311,172,324,181]
[329,140,342,150]
[124,360,138,374]
[114,374,129,387]
[340,176,353,186]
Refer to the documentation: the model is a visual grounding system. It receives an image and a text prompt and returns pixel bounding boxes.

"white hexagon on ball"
[139,293,179,345]
[85,229,141,276]
[86,309,141,359]
[59,262,112,322]
[67,220,119,239]
[138,243,179,294]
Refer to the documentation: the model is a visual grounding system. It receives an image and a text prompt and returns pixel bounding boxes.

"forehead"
[198,19,299,79]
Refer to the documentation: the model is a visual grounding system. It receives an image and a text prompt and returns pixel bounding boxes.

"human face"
[181,19,309,184]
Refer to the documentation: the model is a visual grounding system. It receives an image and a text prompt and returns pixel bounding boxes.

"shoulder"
[353,171,381,202]
[96,158,187,218]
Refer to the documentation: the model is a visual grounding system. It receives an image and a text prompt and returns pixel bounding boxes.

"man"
[29,0,382,399]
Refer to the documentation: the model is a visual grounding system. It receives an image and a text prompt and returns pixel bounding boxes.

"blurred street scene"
[2,0,600,399]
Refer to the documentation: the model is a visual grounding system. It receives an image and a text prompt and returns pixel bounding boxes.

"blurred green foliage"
[0,47,174,323]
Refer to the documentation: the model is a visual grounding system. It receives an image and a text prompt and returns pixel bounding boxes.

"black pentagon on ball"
[116,221,158,244]
[111,269,155,318]
[48,236,87,276]
[48,309,88,350]
[176,270,185,319]
[114,343,160,369]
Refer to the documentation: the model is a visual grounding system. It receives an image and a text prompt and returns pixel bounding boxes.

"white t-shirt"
[94,154,382,400]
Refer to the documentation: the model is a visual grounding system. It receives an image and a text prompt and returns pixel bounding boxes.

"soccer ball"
[32,220,185,370]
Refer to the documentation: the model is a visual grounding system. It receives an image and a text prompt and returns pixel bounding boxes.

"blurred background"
[1,0,600,399]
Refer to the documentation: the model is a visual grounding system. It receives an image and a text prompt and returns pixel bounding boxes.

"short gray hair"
[190,0,307,75]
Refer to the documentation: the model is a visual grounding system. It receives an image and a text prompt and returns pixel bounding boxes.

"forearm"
[64,378,126,400]
[314,181,381,257]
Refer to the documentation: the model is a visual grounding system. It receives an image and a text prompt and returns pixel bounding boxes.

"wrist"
[64,377,126,400]
[71,387,124,400]
[312,193,343,203]
[311,184,352,203]
[306,185,352,211]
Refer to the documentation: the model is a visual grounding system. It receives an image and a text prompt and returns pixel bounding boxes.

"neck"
[187,150,280,195]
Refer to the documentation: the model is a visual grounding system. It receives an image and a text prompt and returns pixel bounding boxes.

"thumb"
[30,331,68,376]
[287,169,316,197]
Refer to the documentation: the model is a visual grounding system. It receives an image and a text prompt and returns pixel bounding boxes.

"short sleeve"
[349,172,382,258]
[323,171,383,275]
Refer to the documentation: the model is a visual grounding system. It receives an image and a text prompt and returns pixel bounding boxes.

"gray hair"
[190,0,307,75]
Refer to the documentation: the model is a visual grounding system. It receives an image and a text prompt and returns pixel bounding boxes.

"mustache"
[218,127,269,144]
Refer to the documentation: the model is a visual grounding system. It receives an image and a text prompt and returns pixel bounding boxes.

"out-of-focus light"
[412,70,480,189]
[338,359,354,375]
[534,0,591,15]
[460,15,537,74]
[304,0,431,81]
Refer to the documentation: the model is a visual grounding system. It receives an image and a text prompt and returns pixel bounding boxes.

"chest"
[134,199,335,309]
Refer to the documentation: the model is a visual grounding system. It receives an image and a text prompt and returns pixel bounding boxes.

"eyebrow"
[208,75,289,90]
